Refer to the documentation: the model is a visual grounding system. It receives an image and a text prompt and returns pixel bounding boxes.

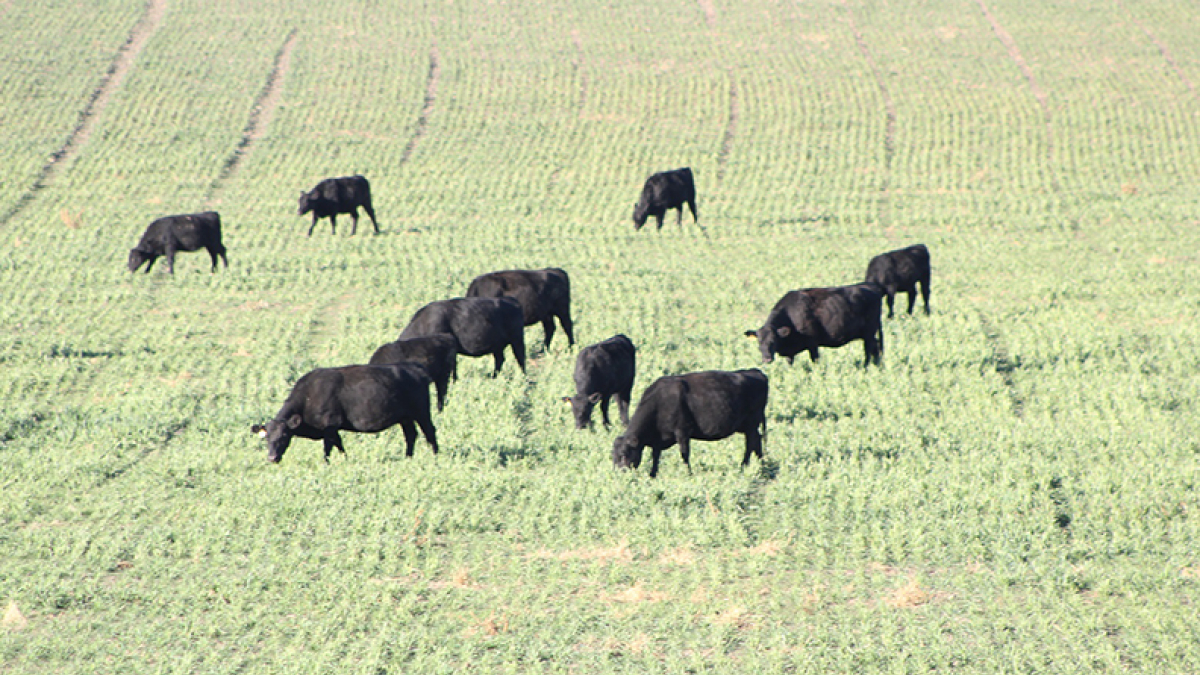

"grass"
[1,0,1198,672]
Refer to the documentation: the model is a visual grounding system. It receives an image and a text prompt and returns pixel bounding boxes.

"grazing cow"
[127,211,227,274]
[297,174,378,236]
[251,363,437,463]
[369,334,458,412]
[612,369,768,478]
[745,283,884,367]
[632,167,697,230]
[563,334,636,429]
[466,268,575,348]
[864,244,931,318]
[398,297,526,375]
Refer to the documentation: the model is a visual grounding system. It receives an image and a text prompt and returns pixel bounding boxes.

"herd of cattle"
[127,171,932,477]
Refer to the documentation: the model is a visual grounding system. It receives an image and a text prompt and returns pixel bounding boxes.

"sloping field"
[1,0,1198,672]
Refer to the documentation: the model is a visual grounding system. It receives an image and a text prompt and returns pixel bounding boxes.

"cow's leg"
[207,247,220,272]
[649,447,664,478]
[434,377,448,413]
[599,396,611,428]
[491,350,505,377]
[677,435,692,474]
[323,431,345,461]
[400,420,418,457]
[364,204,379,233]
[905,288,917,315]
[511,334,527,373]
[676,206,684,227]
[863,334,881,368]
[920,277,931,314]
[743,429,763,466]
[308,214,319,236]
[655,213,664,230]
[165,247,177,274]
[143,256,157,273]
[417,416,438,455]
[349,208,359,236]
[687,199,698,223]
[541,318,556,349]
[616,389,631,426]
[809,347,820,362]
[885,290,896,319]
[558,311,575,347]
[328,215,337,235]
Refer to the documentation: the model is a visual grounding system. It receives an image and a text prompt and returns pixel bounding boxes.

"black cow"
[368,334,458,412]
[251,363,437,463]
[563,334,635,429]
[398,297,526,375]
[127,211,227,274]
[864,244,931,318]
[632,167,697,230]
[297,174,378,236]
[612,369,768,478]
[466,268,575,348]
[745,283,884,367]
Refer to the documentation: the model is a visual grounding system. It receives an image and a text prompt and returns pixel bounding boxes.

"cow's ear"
[776,326,791,337]
[561,396,573,405]
[743,330,758,338]
[285,414,303,429]
[251,424,265,435]
[588,392,603,403]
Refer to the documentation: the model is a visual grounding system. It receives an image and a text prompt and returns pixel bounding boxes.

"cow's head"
[127,247,153,273]
[251,415,302,462]
[631,201,648,230]
[297,191,315,216]
[745,325,791,364]
[563,392,603,429]
[611,434,643,470]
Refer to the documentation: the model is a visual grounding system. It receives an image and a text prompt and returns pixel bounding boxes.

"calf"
[252,363,437,463]
[864,244,931,318]
[127,211,227,274]
[369,334,458,412]
[563,334,635,429]
[745,283,884,367]
[398,297,526,375]
[466,267,575,348]
[612,369,767,478]
[632,167,697,230]
[297,174,378,236]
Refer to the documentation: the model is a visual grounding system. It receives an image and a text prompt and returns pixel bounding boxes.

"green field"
[2,0,1198,672]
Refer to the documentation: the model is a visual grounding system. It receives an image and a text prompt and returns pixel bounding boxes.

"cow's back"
[679,369,767,440]
[575,334,635,393]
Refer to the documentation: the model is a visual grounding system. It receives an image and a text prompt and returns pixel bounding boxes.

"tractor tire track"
[980,315,1024,418]
[399,48,441,167]
[715,73,739,185]
[975,0,1060,192]
[205,28,298,206]
[1115,0,1194,93]
[0,0,167,229]
[92,421,189,489]
[846,10,896,227]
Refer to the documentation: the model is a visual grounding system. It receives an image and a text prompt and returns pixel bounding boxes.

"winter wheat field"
[1,0,1198,672]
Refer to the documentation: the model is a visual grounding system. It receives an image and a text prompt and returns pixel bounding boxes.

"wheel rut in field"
[92,421,190,489]
[205,28,298,205]
[1116,1,1195,93]
[715,74,739,185]
[0,0,167,229]
[399,48,441,166]
[306,291,357,361]
[846,10,896,226]
[734,457,779,546]
[980,315,1024,418]
[975,0,1060,192]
